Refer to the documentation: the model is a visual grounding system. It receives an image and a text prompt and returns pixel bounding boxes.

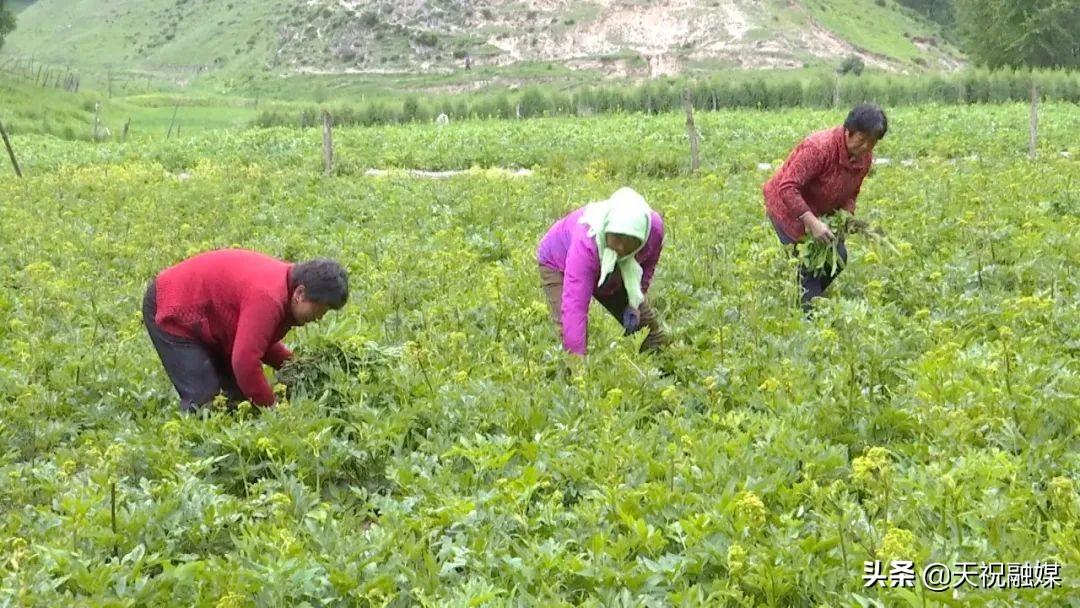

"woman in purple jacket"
[537,187,668,356]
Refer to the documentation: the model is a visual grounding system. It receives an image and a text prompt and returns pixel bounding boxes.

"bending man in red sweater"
[142,249,349,412]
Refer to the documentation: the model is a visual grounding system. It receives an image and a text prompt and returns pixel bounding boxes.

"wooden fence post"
[683,89,701,174]
[92,102,101,141]
[1028,81,1039,160]
[0,120,24,178]
[166,102,180,139]
[322,110,334,175]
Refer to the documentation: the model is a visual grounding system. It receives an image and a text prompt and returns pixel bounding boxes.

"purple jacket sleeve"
[561,232,600,356]
[641,213,665,294]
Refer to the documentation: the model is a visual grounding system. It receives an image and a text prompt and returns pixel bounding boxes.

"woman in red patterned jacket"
[764,103,888,312]
[142,250,349,413]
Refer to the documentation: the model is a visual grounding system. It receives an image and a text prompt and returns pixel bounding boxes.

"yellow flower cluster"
[878,527,916,563]
[735,491,767,528]
[852,447,892,486]
[256,436,276,457]
[727,543,748,573]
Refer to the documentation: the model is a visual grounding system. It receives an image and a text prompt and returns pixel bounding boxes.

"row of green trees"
[255,68,1080,129]
[0,2,16,52]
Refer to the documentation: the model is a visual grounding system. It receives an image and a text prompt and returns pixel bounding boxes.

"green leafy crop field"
[0,104,1077,606]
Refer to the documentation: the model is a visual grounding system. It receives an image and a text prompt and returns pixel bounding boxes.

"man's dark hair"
[844,103,888,140]
[289,259,349,309]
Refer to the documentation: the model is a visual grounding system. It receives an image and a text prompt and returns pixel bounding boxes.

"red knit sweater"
[153,249,294,406]
[763,126,872,240]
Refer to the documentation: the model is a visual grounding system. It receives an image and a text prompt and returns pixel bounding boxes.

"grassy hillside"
[5,0,35,12]
[801,0,939,62]
[3,0,962,98]
[6,0,292,77]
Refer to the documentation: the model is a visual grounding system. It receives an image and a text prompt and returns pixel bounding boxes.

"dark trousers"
[142,280,244,412]
[771,216,848,312]
[538,265,667,353]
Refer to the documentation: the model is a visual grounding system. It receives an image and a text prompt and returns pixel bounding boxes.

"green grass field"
[0,103,1076,606]
[0,74,264,140]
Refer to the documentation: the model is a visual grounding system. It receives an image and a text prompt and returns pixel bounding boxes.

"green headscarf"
[578,187,653,309]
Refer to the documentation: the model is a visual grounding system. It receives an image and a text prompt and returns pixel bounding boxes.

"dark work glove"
[622,307,642,335]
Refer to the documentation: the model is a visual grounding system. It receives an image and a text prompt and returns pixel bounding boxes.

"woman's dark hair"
[289,259,349,309]
[844,103,888,140]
